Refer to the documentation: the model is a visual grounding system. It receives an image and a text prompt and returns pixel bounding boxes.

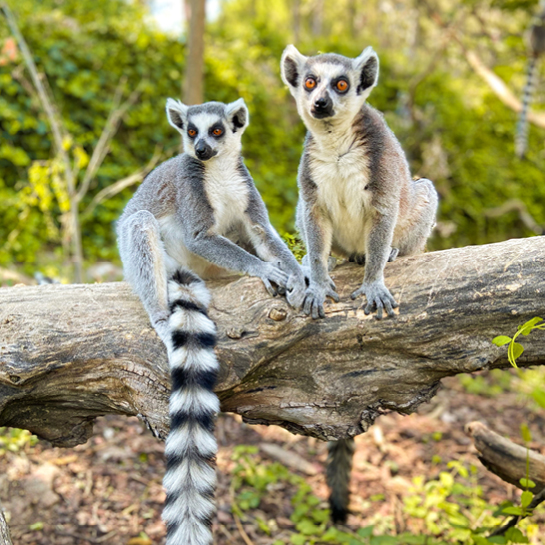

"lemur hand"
[285,271,306,309]
[302,280,339,319]
[350,280,398,319]
[257,261,289,297]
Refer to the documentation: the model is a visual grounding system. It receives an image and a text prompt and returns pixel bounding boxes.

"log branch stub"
[467,421,545,493]
[1,237,545,446]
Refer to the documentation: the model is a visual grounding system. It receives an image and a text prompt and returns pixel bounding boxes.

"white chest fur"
[309,136,374,254]
[203,156,249,235]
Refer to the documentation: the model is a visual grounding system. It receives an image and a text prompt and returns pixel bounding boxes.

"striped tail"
[326,438,355,524]
[162,269,219,545]
[515,56,538,158]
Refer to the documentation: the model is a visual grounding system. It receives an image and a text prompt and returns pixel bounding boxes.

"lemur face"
[281,45,379,127]
[166,99,249,162]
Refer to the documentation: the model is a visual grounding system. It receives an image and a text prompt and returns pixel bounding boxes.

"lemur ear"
[353,47,379,95]
[166,98,188,133]
[281,45,308,89]
[225,98,249,133]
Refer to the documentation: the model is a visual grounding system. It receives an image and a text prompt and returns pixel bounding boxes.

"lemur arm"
[185,228,288,296]
[298,185,340,318]
[350,210,398,319]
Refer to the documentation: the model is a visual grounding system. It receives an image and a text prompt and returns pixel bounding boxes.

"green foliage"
[0,427,38,454]
[231,446,537,544]
[1,0,544,272]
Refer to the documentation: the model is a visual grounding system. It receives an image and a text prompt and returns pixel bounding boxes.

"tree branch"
[1,237,544,447]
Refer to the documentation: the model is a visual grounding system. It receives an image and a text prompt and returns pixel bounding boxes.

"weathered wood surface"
[467,421,545,493]
[0,505,12,545]
[1,237,544,447]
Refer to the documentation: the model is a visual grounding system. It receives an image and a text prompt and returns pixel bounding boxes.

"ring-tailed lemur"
[117,98,306,545]
[515,0,545,158]
[281,45,438,523]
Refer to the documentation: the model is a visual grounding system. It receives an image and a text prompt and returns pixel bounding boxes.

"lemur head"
[166,99,249,161]
[281,45,379,128]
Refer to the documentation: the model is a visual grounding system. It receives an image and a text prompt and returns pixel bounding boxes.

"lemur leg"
[349,247,398,265]
[117,210,171,344]
[395,178,438,257]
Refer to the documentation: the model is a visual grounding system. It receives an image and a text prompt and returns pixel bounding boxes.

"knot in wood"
[268,307,288,321]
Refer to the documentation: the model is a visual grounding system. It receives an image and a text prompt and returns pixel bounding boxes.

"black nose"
[315,97,328,108]
[195,140,207,154]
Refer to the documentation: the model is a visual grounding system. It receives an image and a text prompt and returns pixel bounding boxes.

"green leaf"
[531,388,545,409]
[370,537,399,545]
[520,490,533,508]
[492,335,512,347]
[290,534,307,545]
[501,506,523,515]
[508,342,524,366]
[519,477,536,489]
[29,522,44,531]
[520,423,532,443]
[487,537,507,544]
[519,317,543,335]
[504,527,529,543]
[357,526,374,538]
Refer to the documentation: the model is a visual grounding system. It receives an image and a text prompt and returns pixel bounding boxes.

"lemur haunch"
[516,1,545,158]
[117,98,305,545]
[281,45,438,522]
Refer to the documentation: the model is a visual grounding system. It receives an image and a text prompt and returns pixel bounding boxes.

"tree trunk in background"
[183,0,206,105]
[312,0,324,36]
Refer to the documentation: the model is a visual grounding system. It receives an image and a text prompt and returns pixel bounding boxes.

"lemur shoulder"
[117,98,305,545]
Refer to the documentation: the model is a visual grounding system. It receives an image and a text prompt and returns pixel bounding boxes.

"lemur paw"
[286,272,306,309]
[259,262,289,297]
[350,280,398,320]
[302,281,340,319]
[388,247,399,262]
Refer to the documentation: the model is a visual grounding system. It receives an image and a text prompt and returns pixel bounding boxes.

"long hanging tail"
[162,269,219,545]
[326,438,356,524]
[515,55,538,158]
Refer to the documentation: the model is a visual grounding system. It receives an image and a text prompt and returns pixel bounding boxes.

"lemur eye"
[212,128,223,136]
[336,79,349,92]
[304,77,317,90]
[188,129,197,137]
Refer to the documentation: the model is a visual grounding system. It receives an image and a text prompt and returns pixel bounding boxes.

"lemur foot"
[302,280,340,319]
[350,280,398,320]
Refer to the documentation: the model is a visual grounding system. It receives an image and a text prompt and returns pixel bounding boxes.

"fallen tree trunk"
[1,237,544,447]
[467,421,545,493]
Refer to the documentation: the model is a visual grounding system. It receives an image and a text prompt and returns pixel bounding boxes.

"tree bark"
[183,0,206,105]
[1,237,545,447]
[0,506,12,545]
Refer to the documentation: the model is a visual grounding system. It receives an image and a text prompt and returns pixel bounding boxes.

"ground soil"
[1,373,544,545]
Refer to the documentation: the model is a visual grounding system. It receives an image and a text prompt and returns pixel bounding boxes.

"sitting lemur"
[280,45,438,524]
[117,98,305,545]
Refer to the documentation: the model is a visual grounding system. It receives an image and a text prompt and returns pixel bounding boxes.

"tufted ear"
[353,46,379,95]
[225,98,249,133]
[166,98,188,133]
[281,44,308,89]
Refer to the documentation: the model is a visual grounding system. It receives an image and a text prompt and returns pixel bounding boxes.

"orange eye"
[188,129,197,137]
[304,77,317,90]
[213,128,223,136]
[336,80,348,92]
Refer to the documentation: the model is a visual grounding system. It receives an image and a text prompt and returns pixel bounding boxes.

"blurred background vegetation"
[0,0,544,282]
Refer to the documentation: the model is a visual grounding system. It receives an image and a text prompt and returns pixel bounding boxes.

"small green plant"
[492,317,545,369]
[230,447,535,544]
[0,427,38,455]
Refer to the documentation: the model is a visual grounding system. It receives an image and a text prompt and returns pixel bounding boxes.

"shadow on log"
[1,237,544,447]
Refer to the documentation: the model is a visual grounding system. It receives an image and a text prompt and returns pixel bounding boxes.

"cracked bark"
[1,237,544,447]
